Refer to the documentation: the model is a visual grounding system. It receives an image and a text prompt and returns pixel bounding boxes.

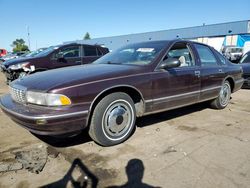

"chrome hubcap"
[103,100,133,140]
[220,83,230,106]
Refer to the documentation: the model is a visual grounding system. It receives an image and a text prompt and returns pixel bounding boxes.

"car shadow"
[34,102,209,148]
[33,131,92,148]
[241,87,250,89]
[41,158,160,188]
[136,102,209,128]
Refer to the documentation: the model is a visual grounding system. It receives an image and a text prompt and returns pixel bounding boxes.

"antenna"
[27,26,31,50]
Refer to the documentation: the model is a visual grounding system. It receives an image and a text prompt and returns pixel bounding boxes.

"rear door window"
[194,44,218,66]
[97,48,103,56]
[84,46,97,56]
[214,51,227,65]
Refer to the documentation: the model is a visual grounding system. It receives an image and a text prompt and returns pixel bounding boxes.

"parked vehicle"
[0,53,18,63]
[239,51,250,87]
[0,49,7,57]
[0,51,28,63]
[0,40,243,146]
[221,46,243,62]
[0,43,109,84]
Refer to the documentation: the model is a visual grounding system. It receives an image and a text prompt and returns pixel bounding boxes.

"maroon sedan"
[0,40,244,146]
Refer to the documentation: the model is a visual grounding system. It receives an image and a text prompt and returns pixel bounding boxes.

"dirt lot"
[0,73,250,188]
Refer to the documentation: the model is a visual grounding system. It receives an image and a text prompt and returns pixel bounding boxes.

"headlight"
[26,91,71,106]
[9,62,30,70]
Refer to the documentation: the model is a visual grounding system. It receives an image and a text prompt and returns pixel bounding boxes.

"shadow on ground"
[41,158,160,188]
[34,102,208,147]
[41,158,98,188]
[33,131,92,148]
[136,102,208,128]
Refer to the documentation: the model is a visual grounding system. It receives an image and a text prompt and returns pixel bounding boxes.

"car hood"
[12,64,144,92]
[3,57,37,68]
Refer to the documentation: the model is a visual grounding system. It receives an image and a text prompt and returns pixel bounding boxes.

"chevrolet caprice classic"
[0,40,244,146]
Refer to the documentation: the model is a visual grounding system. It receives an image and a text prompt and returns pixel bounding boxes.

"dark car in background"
[0,43,109,83]
[239,51,250,87]
[0,40,243,146]
[0,51,28,63]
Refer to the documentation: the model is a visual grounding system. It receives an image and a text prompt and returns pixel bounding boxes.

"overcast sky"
[0,0,249,51]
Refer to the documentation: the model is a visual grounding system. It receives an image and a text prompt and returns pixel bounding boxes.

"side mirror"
[159,58,181,69]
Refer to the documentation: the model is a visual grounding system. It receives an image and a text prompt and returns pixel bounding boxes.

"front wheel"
[210,80,231,109]
[89,92,136,146]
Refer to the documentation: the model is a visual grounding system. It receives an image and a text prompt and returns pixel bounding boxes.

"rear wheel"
[89,92,136,146]
[210,80,231,109]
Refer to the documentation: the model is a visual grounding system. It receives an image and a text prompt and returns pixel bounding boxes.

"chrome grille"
[9,85,26,103]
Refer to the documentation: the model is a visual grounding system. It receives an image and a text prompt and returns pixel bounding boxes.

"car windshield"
[240,53,250,64]
[94,42,167,66]
[35,46,59,57]
[228,48,242,53]
[25,48,47,57]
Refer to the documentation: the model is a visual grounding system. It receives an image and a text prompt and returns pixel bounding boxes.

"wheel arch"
[87,85,145,126]
[224,76,235,92]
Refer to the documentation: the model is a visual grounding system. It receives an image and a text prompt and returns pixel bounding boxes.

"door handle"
[194,70,200,77]
[218,69,223,73]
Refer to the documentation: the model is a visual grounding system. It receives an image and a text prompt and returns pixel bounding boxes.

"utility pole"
[27,26,30,50]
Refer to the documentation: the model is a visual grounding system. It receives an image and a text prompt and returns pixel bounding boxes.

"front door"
[151,42,201,112]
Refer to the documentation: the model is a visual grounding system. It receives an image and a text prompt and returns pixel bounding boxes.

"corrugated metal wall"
[66,20,250,51]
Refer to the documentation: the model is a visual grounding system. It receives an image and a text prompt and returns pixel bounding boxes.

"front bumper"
[0,94,89,135]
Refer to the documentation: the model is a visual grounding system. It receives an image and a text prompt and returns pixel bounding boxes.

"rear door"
[151,41,201,112]
[50,45,82,68]
[81,45,102,64]
[193,44,225,101]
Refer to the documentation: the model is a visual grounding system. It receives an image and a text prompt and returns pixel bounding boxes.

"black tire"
[210,80,231,109]
[89,92,136,146]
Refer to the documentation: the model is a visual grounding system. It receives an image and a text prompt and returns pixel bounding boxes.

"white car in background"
[222,46,243,62]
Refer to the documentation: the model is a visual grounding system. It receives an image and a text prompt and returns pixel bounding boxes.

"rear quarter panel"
[223,62,244,92]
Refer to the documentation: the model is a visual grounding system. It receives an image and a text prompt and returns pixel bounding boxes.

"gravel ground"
[0,73,250,188]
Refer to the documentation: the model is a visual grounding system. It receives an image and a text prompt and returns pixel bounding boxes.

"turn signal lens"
[60,96,71,105]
